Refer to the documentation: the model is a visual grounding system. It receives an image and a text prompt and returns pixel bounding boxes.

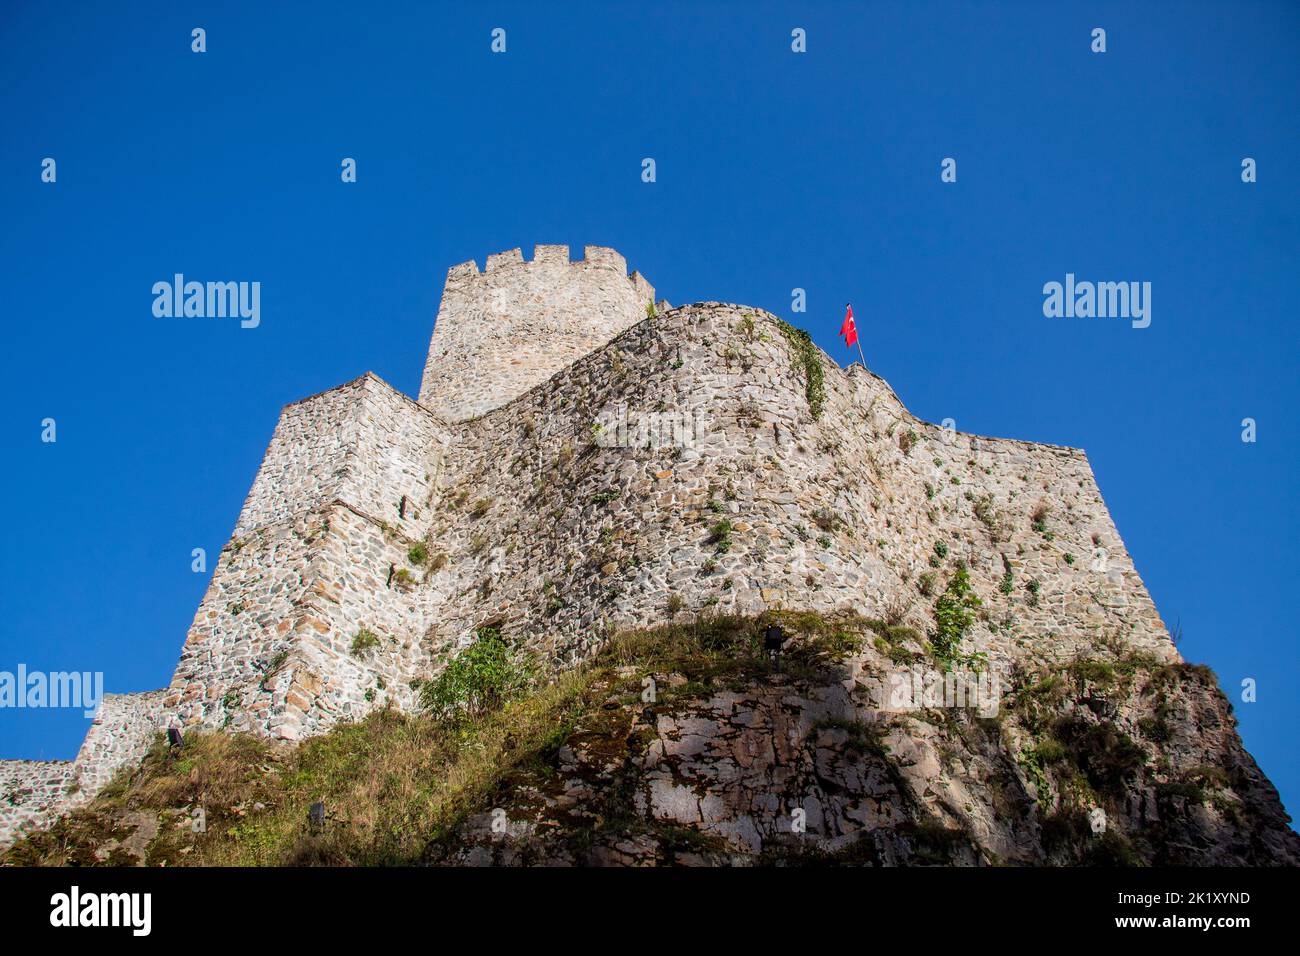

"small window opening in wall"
[386,564,395,588]
[398,496,407,519]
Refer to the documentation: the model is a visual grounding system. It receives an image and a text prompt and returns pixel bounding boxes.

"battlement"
[450,244,635,276]
[418,245,656,422]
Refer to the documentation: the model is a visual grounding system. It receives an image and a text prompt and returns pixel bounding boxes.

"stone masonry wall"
[2,372,453,848]
[0,761,76,848]
[412,302,1176,679]
[0,690,167,847]
[235,372,446,539]
[71,691,171,795]
[168,373,448,740]
[257,502,443,740]
[417,245,657,422]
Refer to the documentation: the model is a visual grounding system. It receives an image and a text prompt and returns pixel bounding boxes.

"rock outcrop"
[438,621,1299,866]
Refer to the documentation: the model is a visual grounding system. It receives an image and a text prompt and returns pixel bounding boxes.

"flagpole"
[844,302,868,371]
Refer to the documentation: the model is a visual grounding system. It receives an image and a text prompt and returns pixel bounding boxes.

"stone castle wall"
[0,762,76,845]
[167,373,448,741]
[70,691,172,795]
[417,245,657,422]
[1,690,168,847]
[234,373,446,539]
[0,247,1178,850]
[417,302,1174,676]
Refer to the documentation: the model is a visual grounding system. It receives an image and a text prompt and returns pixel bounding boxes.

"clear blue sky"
[2,2,1296,824]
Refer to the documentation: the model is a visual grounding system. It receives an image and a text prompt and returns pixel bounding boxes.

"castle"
[0,245,1182,848]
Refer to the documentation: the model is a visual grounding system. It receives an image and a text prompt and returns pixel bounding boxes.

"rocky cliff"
[440,616,1299,866]
[5,613,1296,866]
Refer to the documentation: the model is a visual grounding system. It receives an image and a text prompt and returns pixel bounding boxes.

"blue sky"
[2,2,1296,823]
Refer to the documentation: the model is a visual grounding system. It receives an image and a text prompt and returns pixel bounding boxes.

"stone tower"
[417,245,657,421]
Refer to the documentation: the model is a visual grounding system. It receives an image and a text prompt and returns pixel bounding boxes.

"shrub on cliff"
[421,627,535,722]
[929,565,983,670]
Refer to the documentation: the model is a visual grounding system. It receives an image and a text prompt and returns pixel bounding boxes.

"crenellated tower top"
[418,245,656,422]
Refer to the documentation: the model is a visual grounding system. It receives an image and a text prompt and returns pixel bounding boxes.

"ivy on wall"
[775,318,826,420]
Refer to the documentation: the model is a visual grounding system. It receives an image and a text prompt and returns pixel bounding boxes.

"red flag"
[840,303,858,348]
